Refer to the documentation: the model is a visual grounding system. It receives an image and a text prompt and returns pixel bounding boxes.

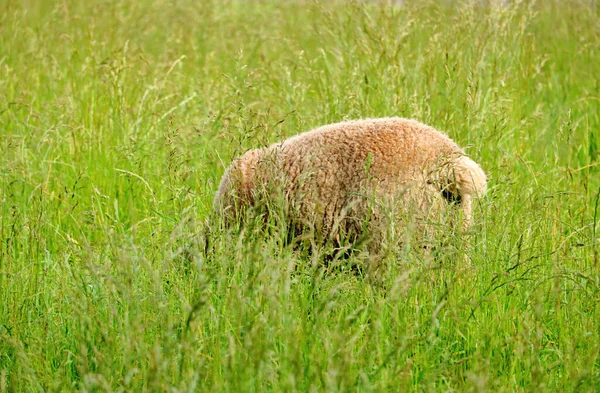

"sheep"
[213,117,487,256]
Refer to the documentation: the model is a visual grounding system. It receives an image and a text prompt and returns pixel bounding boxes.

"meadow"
[1,0,599,391]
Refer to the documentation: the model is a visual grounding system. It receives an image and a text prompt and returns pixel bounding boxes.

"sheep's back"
[269,118,461,197]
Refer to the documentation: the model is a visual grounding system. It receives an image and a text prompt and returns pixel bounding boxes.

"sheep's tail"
[213,149,264,225]
[451,155,487,199]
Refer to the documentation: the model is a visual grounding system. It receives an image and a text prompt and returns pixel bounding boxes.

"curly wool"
[214,117,487,249]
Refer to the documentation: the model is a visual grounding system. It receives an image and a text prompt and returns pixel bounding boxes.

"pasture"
[0,0,599,391]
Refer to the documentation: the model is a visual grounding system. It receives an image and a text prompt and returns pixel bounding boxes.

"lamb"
[213,117,487,255]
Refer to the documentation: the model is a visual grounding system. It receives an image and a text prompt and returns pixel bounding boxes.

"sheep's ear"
[452,155,487,199]
[428,153,486,206]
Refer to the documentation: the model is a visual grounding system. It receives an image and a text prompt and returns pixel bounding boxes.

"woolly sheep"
[214,117,487,254]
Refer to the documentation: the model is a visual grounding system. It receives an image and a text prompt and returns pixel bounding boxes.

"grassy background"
[1,0,599,391]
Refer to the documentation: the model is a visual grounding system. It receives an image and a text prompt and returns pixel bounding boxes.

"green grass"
[1,0,599,391]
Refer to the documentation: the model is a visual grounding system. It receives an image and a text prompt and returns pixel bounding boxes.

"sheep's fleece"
[214,117,487,249]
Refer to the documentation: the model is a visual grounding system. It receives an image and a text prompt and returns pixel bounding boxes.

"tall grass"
[0,0,599,391]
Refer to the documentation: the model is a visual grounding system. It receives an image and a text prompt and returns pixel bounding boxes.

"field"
[1,0,600,391]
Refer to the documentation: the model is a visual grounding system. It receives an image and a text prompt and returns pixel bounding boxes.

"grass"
[1,0,599,391]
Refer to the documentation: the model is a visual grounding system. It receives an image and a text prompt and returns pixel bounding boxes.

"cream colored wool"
[214,117,487,250]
